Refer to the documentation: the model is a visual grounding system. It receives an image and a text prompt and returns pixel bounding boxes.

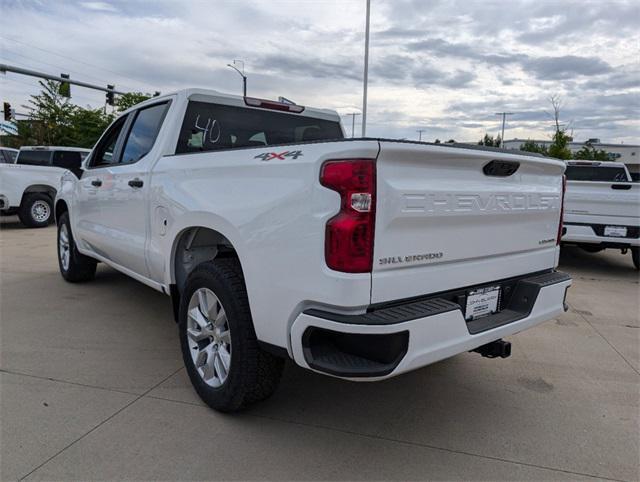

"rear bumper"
[290,271,571,380]
[562,222,640,247]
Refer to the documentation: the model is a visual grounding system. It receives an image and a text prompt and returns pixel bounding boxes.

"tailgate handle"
[483,160,519,177]
[611,184,631,190]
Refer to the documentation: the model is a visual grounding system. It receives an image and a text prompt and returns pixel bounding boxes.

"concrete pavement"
[1,216,638,481]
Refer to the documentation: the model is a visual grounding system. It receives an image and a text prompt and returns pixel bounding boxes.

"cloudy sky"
[1,0,638,143]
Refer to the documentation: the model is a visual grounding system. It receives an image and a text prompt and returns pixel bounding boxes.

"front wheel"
[57,212,97,282]
[632,248,639,271]
[18,193,52,228]
[179,259,284,412]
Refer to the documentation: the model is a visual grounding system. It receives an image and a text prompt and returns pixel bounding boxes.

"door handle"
[91,179,102,187]
[128,178,144,188]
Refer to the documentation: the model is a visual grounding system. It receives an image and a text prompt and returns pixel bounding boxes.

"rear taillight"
[557,174,567,245]
[320,159,376,273]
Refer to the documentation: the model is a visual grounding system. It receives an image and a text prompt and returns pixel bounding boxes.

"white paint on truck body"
[57,88,571,380]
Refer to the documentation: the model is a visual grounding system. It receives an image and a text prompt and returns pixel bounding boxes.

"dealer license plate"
[465,286,501,321]
[604,225,627,237]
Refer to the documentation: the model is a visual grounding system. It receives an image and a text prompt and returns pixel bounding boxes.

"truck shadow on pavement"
[4,256,635,480]
[559,245,638,281]
[0,215,27,230]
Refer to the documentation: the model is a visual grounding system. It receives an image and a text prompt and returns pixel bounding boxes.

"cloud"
[79,1,118,12]
[523,56,612,80]
[0,0,637,143]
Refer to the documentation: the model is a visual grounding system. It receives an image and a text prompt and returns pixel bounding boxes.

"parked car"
[0,146,90,227]
[55,89,571,411]
[0,147,18,164]
[562,160,640,269]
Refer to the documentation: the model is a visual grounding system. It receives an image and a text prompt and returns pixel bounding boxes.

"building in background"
[503,138,640,180]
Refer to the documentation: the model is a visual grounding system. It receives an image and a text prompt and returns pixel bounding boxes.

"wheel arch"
[55,199,69,224]
[170,225,245,295]
[21,184,57,206]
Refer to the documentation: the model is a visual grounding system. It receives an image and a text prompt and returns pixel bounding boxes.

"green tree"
[573,146,609,161]
[116,92,152,112]
[12,80,116,148]
[20,80,76,145]
[478,134,501,147]
[548,130,572,160]
[69,107,114,148]
[546,95,572,160]
[478,134,495,146]
[520,139,548,155]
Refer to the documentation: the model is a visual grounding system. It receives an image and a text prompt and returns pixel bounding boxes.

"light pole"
[417,129,425,141]
[227,60,247,97]
[361,0,371,137]
[347,113,361,138]
[495,112,513,148]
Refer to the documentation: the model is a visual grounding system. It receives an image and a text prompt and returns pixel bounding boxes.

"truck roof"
[565,160,628,169]
[124,88,341,123]
[19,146,91,152]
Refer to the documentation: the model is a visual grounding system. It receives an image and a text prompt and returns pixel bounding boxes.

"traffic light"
[59,73,71,98]
[106,85,115,106]
[3,102,11,121]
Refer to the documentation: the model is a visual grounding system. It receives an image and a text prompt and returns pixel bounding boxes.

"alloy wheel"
[187,287,232,388]
[59,223,70,271]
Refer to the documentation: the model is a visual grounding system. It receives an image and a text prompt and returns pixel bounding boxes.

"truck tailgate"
[372,142,565,304]
[565,181,640,220]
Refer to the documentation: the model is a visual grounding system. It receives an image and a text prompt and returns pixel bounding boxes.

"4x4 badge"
[254,150,303,161]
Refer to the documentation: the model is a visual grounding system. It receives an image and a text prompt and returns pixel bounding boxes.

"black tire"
[179,259,284,412]
[57,212,97,282]
[632,248,639,271]
[18,193,53,228]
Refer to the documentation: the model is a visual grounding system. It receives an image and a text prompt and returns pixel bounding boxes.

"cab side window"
[90,116,128,168]
[119,102,169,165]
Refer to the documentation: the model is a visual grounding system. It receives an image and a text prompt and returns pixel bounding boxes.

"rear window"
[16,150,52,166]
[565,165,629,182]
[176,101,343,154]
[52,151,83,169]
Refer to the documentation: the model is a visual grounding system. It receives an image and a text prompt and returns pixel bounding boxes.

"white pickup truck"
[55,89,571,411]
[562,160,640,269]
[0,146,89,227]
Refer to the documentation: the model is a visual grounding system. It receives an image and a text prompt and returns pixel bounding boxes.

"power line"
[0,35,154,91]
[1,49,139,92]
[1,64,128,95]
[1,76,107,107]
[416,129,425,141]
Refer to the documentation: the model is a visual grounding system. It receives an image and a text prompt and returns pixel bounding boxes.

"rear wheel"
[18,193,52,228]
[632,248,639,271]
[179,259,284,412]
[57,212,97,282]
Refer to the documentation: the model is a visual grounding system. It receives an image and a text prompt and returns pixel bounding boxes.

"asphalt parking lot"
[1,216,638,481]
